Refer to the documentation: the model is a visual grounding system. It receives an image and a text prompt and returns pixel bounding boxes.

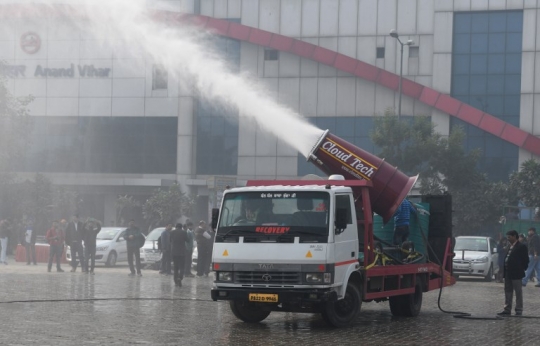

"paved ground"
[1,256,540,345]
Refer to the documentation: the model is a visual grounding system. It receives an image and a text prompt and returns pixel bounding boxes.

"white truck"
[210,130,455,327]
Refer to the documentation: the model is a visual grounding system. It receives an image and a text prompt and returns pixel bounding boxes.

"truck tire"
[229,301,271,323]
[389,282,423,317]
[321,282,362,327]
[484,264,493,282]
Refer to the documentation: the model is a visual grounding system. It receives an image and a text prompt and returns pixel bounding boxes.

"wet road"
[1,260,540,345]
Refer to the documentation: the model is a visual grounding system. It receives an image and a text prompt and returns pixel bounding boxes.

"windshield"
[146,228,164,241]
[96,229,121,240]
[218,191,330,237]
[455,238,488,252]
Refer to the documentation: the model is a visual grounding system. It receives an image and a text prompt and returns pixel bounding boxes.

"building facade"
[1,0,539,225]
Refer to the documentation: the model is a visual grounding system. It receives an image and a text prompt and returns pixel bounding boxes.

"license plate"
[249,293,278,303]
[455,265,469,270]
[147,255,161,261]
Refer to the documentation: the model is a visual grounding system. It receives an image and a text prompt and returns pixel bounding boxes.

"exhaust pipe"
[308,130,418,223]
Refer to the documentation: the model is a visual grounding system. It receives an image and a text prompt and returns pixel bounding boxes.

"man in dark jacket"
[65,215,86,272]
[170,223,188,287]
[123,220,143,277]
[159,223,173,275]
[498,230,529,316]
[82,219,101,275]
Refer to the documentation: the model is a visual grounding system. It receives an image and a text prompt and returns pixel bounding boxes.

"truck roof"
[225,179,373,195]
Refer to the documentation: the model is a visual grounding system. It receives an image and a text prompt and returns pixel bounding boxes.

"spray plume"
[7,0,324,158]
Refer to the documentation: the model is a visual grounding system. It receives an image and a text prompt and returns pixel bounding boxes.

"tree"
[142,184,194,232]
[509,159,540,213]
[371,110,509,235]
[0,69,34,172]
[116,195,141,226]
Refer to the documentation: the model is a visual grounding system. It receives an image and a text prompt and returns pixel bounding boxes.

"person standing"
[159,223,173,275]
[195,221,213,277]
[496,238,508,283]
[393,199,417,246]
[498,230,529,316]
[83,218,101,275]
[184,222,195,277]
[46,220,65,273]
[24,220,37,265]
[170,223,188,287]
[124,220,143,277]
[0,220,9,265]
[65,215,86,272]
[522,227,540,287]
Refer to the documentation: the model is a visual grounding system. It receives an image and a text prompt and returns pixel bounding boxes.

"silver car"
[453,236,499,281]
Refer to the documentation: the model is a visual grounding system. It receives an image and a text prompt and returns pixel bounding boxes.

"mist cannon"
[307,129,417,223]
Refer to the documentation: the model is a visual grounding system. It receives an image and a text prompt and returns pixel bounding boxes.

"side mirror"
[492,247,497,254]
[335,208,348,234]
[211,208,220,229]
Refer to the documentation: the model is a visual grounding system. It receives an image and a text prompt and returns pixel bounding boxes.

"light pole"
[389,29,414,118]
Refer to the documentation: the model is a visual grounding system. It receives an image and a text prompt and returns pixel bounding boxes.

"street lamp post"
[389,29,414,118]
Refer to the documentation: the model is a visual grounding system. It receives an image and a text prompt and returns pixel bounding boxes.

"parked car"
[140,227,163,266]
[140,227,199,270]
[66,227,127,267]
[452,236,498,281]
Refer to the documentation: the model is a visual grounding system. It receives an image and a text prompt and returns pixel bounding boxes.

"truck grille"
[235,271,301,285]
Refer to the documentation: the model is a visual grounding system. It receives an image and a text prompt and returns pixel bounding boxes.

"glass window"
[409,46,419,58]
[454,13,471,33]
[470,55,487,74]
[507,11,523,32]
[471,34,488,53]
[503,95,520,115]
[17,117,177,174]
[453,34,470,54]
[335,194,352,224]
[196,36,240,175]
[469,75,487,95]
[505,54,522,74]
[489,12,507,33]
[471,13,489,32]
[336,117,355,137]
[376,47,385,59]
[488,54,505,74]
[152,64,168,90]
[485,96,504,116]
[488,33,505,53]
[504,74,521,94]
[486,75,504,94]
[264,49,279,61]
[452,75,470,95]
[506,33,522,53]
[453,55,470,74]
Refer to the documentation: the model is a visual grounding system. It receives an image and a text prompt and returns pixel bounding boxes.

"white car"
[140,227,163,265]
[66,227,128,267]
[140,227,199,269]
[453,236,499,281]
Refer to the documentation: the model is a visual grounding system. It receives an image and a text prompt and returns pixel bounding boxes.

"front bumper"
[453,261,490,276]
[211,287,337,304]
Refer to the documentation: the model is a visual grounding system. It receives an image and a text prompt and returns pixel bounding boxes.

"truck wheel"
[484,265,493,282]
[106,251,117,267]
[321,282,362,327]
[229,301,271,323]
[389,282,423,317]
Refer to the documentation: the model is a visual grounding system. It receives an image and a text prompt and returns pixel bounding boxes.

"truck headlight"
[96,246,108,252]
[217,272,233,282]
[306,273,332,284]
[473,257,488,263]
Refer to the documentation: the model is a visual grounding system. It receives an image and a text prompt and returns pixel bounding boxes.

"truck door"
[334,194,358,284]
